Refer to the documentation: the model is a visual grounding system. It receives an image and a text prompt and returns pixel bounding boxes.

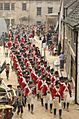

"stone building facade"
[59,0,79,103]
[0,0,60,27]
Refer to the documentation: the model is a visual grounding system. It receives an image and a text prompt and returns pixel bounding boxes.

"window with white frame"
[48,7,53,14]
[11,3,15,10]
[0,3,3,10]
[4,3,10,10]
[22,3,27,11]
[37,7,41,16]
[37,21,41,25]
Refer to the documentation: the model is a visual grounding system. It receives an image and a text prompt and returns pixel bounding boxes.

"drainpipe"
[75,32,78,104]
[75,30,79,104]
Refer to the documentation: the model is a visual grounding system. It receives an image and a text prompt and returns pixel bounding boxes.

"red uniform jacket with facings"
[51,75,56,83]
[21,81,26,90]
[7,41,12,48]
[37,80,43,90]
[31,87,36,95]
[63,83,72,97]
[51,86,64,102]
[31,72,38,85]
[24,86,30,96]
[21,37,25,44]
[41,83,48,95]
[18,77,23,86]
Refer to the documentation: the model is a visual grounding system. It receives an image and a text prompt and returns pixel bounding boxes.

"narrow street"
[0,0,79,119]
[0,37,79,119]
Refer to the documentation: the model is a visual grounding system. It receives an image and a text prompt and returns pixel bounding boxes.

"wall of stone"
[0,0,60,25]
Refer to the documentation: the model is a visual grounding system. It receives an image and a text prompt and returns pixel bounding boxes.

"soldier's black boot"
[63,102,66,109]
[41,98,43,106]
[59,109,62,119]
[45,103,48,110]
[37,94,39,100]
[67,102,69,112]
[31,104,34,114]
[54,108,56,118]
[28,104,30,111]
[50,103,52,113]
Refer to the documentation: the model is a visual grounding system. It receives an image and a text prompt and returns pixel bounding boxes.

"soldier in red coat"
[41,81,49,110]
[30,72,38,85]
[21,37,25,44]
[21,79,26,90]
[39,75,46,107]
[51,81,63,119]
[51,75,56,84]
[18,76,23,86]
[62,78,72,111]
[7,41,12,49]
[36,78,43,100]
[26,81,36,114]
[23,84,31,111]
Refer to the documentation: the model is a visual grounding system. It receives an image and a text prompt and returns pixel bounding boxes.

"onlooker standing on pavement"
[42,35,47,48]
[16,85,24,118]
[42,35,47,60]
[59,52,64,70]
[5,63,10,80]
[46,32,52,49]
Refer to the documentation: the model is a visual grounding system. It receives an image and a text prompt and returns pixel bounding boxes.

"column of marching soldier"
[4,26,72,119]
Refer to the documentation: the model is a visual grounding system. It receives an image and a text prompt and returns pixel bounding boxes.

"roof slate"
[64,0,79,27]
[64,0,77,8]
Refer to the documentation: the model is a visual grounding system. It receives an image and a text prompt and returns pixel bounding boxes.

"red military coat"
[51,86,64,102]
[41,82,48,95]
[37,80,43,90]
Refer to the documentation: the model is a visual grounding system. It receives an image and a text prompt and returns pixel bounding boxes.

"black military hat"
[28,80,33,84]
[50,68,54,74]
[54,71,59,76]
[46,66,50,70]
[6,63,10,65]
[17,85,21,88]
[7,84,12,88]
[46,77,50,81]
[41,74,46,79]
[55,80,60,86]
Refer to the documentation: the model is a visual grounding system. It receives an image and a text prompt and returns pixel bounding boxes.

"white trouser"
[27,94,35,104]
[64,91,70,103]
[53,97,62,109]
